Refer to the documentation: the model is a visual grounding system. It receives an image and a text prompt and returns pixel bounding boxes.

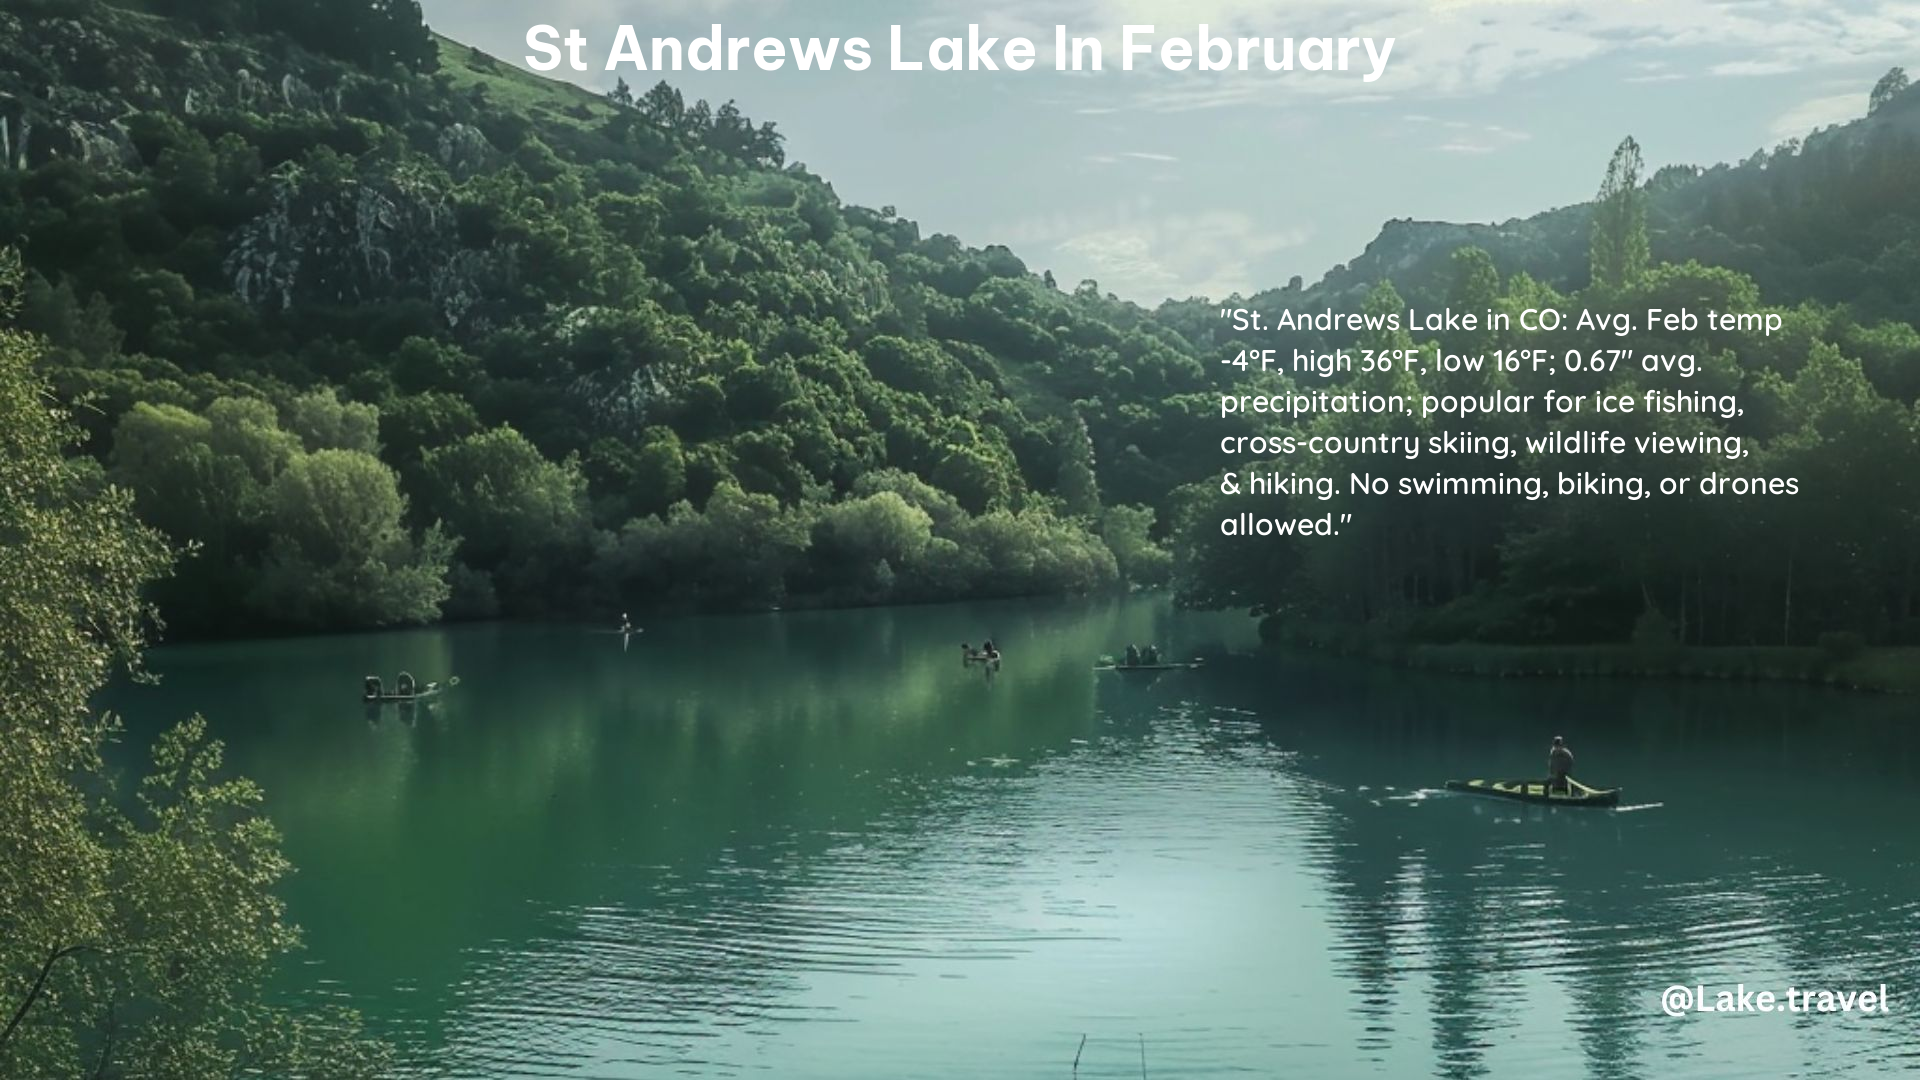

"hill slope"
[1,0,1223,634]
[1259,76,1920,318]
[8,1,1920,650]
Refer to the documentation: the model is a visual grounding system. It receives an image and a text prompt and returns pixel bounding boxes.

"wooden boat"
[1444,777,1621,808]
[964,652,1001,665]
[1095,660,1204,672]
[362,675,458,705]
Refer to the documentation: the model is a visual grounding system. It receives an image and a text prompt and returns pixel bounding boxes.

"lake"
[104,597,1917,1078]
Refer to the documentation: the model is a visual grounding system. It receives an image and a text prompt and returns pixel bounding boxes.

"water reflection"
[106,600,1919,1079]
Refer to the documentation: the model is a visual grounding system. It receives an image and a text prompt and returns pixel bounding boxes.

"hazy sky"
[423,0,1916,305]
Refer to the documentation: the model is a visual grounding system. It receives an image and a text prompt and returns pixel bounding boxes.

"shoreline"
[140,590,1160,650]
[1259,621,1920,695]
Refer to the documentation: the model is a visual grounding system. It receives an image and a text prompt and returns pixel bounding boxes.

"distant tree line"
[1175,132,1920,650]
[607,78,786,168]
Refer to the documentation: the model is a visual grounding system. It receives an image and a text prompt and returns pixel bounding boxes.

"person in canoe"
[1547,735,1575,793]
[396,671,417,697]
[1123,644,1141,667]
[1142,644,1161,665]
[981,640,1000,661]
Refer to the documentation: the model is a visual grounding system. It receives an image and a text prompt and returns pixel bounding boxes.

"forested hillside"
[1168,67,1920,335]
[0,0,1225,635]
[5,0,1919,652]
[1173,132,1920,656]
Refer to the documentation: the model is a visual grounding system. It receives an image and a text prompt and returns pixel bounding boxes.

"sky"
[422,0,1919,305]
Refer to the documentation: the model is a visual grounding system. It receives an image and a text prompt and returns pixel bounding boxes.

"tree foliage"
[1870,67,1909,115]
[1176,240,1920,648]
[1,6,1194,630]
[8,10,1920,641]
[0,250,389,1078]
[1590,136,1650,290]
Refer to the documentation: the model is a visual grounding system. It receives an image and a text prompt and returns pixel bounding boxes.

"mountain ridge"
[1258,76,1920,319]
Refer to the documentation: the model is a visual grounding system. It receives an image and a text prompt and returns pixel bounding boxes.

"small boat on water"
[1096,660,1204,672]
[1444,777,1621,808]
[961,641,1001,666]
[362,674,458,705]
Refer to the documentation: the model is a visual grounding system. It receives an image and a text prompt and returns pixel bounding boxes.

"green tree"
[1870,66,1909,115]
[632,427,689,516]
[391,337,479,395]
[283,388,380,455]
[814,492,934,569]
[0,251,388,1079]
[1442,246,1501,357]
[252,450,452,628]
[931,443,1013,514]
[419,427,590,613]
[1589,136,1650,290]
[1100,504,1170,586]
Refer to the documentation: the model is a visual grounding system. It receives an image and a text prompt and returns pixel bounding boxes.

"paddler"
[1547,736,1574,793]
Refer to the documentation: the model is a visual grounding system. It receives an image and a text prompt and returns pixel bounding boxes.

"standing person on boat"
[982,639,999,660]
[1124,644,1141,667]
[396,671,416,697]
[1547,736,1575,793]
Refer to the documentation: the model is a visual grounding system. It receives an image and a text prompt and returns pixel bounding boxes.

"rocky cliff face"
[3,7,301,166]
[2,1,510,327]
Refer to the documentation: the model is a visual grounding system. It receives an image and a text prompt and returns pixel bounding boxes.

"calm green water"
[106,598,1917,1079]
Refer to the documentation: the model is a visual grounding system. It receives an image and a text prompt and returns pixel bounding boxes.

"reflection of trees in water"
[1418,835,1495,1080]
[119,615,1920,1076]
[1304,685,1430,1063]
[234,598,1250,1074]
[1199,652,1918,1080]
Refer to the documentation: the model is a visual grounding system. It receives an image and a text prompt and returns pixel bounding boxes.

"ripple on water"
[333,687,1920,1080]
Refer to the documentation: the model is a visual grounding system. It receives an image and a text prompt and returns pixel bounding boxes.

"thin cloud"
[1001,200,1308,299]
[1769,91,1864,141]
[1710,59,1799,76]
[906,0,1920,107]
[1412,116,1532,153]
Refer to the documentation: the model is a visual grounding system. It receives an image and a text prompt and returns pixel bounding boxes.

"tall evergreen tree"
[1589,136,1650,290]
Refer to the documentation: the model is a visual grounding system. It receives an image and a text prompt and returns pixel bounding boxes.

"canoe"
[1095,661,1204,672]
[964,654,1001,664]
[1444,777,1621,808]
[364,687,441,704]
[363,676,457,705]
